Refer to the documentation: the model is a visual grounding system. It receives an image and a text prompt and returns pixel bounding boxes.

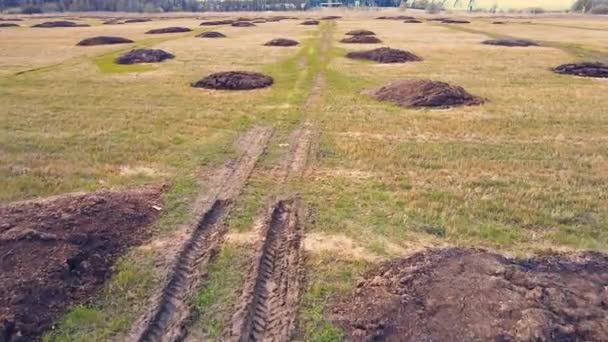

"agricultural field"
[1,9,607,342]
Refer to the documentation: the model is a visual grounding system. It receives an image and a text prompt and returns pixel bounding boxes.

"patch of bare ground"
[441,19,471,24]
[125,18,151,23]
[145,27,192,34]
[482,39,538,47]
[196,31,226,38]
[200,19,234,26]
[366,79,483,108]
[340,35,382,44]
[0,23,18,27]
[553,62,608,78]
[192,71,274,90]
[0,186,164,341]
[115,49,175,64]
[346,29,375,36]
[32,21,89,28]
[76,36,134,46]
[346,47,422,64]
[232,21,256,27]
[300,20,319,25]
[332,248,608,342]
[264,38,299,47]
[403,19,422,23]
[376,15,415,20]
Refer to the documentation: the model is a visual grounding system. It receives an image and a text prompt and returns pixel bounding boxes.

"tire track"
[129,126,273,342]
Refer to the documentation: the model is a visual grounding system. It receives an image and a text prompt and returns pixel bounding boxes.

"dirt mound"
[376,15,415,20]
[124,18,150,23]
[403,19,422,23]
[340,35,382,44]
[200,19,234,26]
[321,15,342,20]
[231,21,255,27]
[346,29,376,36]
[301,20,319,25]
[115,49,175,64]
[332,248,608,342]
[0,18,23,21]
[192,71,273,90]
[0,187,162,341]
[145,26,192,34]
[197,31,226,38]
[32,21,89,28]
[102,19,123,25]
[553,62,608,78]
[492,21,507,24]
[367,79,483,108]
[346,47,422,63]
[441,19,471,24]
[426,17,449,21]
[0,23,18,27]
[264,38,299,46]
[76,36,134,46]
[482,39,538,47]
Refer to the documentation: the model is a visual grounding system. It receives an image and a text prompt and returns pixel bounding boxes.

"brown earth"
[320,15,342,20]
[102,19,123,25]
[124,18,151,23]
[376,15,415,20]
[76,36,134,46]
[482,39,539,47]
[553,62,608,78]
[332,248,608,342]
[200,19,234,26]
[196,31,226,38]
[264,38,299,46]
[192,71,273,90]
[340,35,382,44]
[145,26,192,34]
[0,18,23,21]
[346,29,376,36]
[231,21,255,27]
[32,21,90,28]
[367,79,483,108]
[0,187,163,341]
[346,47,422,64]
[403,19,422,23]
[493,21,507,24]
[301,20,319,25]
[115,48,175,64]
[426,17,449,21]
[442,19,471,24]
[0,23,18,27]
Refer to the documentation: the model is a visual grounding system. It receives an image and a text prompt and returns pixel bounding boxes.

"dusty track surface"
[129,126,273,342]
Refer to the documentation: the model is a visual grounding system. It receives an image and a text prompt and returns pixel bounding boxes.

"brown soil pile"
[102,19,123,25]
[441,19,471,24]
[340,35,382,44]
[231,21,255,27]
[200,19,234,26]
[346,29,376,36]
[32,21,90,28]
[0,187,162,341]
[76,36,134,46]
[553,62,608,78]
[426,17,449,21]
[482,39,538,47]
[376,15,415,20]
[264,38,299,46]
[115,48,175,64]
[197,31,226,38]
[332,248,608,342]
[0,18,23,21]
[145,26,192,34]
[192,71,273,90]
[0,23,18,27]
[346,47,422,64]
[403,19,422,23]
[493,21,507,24]
[367,79,483,108]
[321,15,342,20]
[124,18,150,23]
[301,20,319,25]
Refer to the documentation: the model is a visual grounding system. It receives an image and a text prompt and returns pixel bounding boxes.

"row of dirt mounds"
[76,36,134,46]
[553,62,608,78]
[264,38,299,46]
[346,47,422,64]
[332,248,608,342]
[197,31,226,38]
[32,20,89,28]
[346,29,375,36]
[192,71,273,90]
[376,15,415,20]
[482,38,538,47]
[0,23,19,27]
[341,35,382,44]
[0,186,163,341]
[232,21,256,27]
[301,20,319,25]
[115,49,175,64]
[367,79,483,108]
[145,26,191,34]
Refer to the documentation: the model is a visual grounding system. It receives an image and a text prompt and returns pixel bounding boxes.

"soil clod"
[301,20,319,25]
[264,38,299,46]
[367,79,483,108]
[32,21,89,28]
[192,71,273,90]
[346,29,376,36]
[553,62,608,78]
[115,48,175,64]
[346,47,422,63]
[76,36,134,46]
[482,39,538,47]
[231,21,255,27]
[145,26,192,34]
[196,31,226,38]
[340,35,382,44]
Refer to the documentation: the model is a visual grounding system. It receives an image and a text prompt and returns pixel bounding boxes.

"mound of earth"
[403,19,422,23]
[145,26,191,34]
[376,15,415,20]
[124,18,150,23]
[115,48,175,64]
[426,17,449,21]
[32,21,89,28]
[321,15,342,20]
[441,19,470,24]
[264,38,299,46]
[0,23,18,27]
[346,47,422,63]
[346,29,376,36]
[492,21,507,24]
[0,18,23,21]
[192,71,273,90]
[482,39,538,47]
[231,21,255,27]
[200,19,234,26]
[553,62,608,78]
[76,36,134,46]
[102,19,123,25]
[197,31,226,38]
[332,248,608,342]
[0,187,162,341]
[367,79,483,108]
[301,20,319,25]
[340,35,382,44]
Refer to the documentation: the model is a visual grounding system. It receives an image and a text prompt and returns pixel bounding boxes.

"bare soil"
[340,35,382,44]
[231,21,255,27]
[346,47,422,64]
[320,15,342,20]
[403,19,422,23]
[346,29,376,36]
[332,248,608,342]
[367,79,483,108]
[441,19,471,24]
[32,21,89,28]
[115,49,175,64]
[0,23,18,27]
[76,36,134,46]
[0,18,23,21]
[200,19,234,26]
[145,27,192,34]
[0,187,163,341]
[192,71,273,90]
[124,18,151,23]
[196,31,226,38]
[493,21,507,24]
[553,62,608,78]
[301,20,319,25]
[264,38,299,46]
[483,39,539,47]
[376,15,415,20]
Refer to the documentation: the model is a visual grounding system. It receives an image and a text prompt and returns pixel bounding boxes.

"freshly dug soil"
[200,19,234,26]
[76,36,134,46]
[492,21,507,24]
[321,15,342,20]
[332,248,608,342]
[264,38,299,46]
[192,71,273,90]
[0,187,162,341]
[231,21,255,27]
[145,26,192,34]
[340,35,382,44]
[376,15,415,20]
[346,47,422,63]
[102,19,123,25]
[32,21,90,28]
[346,29,376,36]
[0,18,23,21]
[0,23,18,27]
[426,17,449,21]
[115,48,175,64]
[403,19,422,23]
[197,31,226,38]
[441,19,471,24]
[482,38,538,47]
[301,20,319,25]
[367,79,483,108]
[553,62,608,78]
[124,18,151,23]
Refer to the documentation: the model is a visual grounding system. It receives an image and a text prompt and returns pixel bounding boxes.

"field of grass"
[1,10,607,342]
